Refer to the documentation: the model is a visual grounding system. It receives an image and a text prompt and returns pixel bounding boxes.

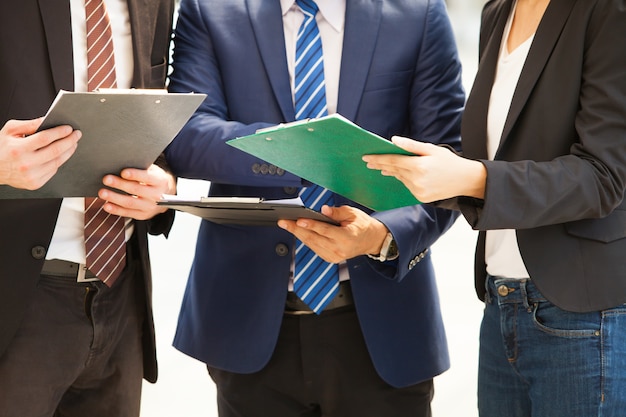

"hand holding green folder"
[227,114,419,212]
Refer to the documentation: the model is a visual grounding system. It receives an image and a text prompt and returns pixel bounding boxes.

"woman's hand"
[363,136,487,202]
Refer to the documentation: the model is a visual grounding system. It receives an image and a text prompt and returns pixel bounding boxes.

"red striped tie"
[84,0,126,286]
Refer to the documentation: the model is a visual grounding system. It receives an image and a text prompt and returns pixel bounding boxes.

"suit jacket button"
[275,243,289,257]
[31,245,47,260]
[276,168,285,176]
[252,163,261,174]
[260,164,269,174]
[283,187,298,195]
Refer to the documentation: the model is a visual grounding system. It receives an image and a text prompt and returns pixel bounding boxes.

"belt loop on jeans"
[520,279,530,310]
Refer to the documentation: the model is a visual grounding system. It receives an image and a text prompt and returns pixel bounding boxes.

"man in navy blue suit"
[165,0,464,415]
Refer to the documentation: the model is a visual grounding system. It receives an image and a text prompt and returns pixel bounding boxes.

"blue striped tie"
[293,0,340,314]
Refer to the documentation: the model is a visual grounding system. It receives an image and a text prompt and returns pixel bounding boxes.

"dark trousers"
[0,260,144,417]
[208,305,434,417]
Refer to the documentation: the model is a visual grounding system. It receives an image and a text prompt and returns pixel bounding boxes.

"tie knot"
[296,0,319,17]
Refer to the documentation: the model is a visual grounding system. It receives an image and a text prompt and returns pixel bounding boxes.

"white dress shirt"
[281,0,345,115]
[46,0,134,263]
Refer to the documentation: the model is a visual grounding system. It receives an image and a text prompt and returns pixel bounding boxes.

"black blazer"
[458,0,626,313]
[0,0,175,382]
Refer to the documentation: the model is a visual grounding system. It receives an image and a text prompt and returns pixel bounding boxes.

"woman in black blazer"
[365,0,626,415]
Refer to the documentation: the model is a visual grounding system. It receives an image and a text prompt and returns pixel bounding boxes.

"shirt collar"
[280,0,345,32]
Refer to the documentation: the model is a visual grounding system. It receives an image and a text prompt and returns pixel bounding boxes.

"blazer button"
[268,164,277,175]
[260,164,269,175]
[276,168,285,176]
[252,163,261,174]
[283,187,298,195]
[31,245,47,260]
[275,243,289,257]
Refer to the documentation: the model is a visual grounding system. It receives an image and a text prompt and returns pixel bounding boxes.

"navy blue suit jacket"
[166,0,464,388]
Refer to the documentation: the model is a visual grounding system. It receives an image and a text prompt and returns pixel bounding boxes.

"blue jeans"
[478,276,626,417]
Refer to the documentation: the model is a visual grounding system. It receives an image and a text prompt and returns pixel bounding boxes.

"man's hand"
[97,164,176,220]
[0,118,81,190]
[278,205,388,264]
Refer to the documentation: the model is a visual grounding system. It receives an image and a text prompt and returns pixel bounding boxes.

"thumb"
[8,117,45,136]
[391,136,436,156]
[322,205,353,223]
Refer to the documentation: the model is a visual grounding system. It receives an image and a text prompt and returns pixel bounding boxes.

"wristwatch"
[367,232,399,262]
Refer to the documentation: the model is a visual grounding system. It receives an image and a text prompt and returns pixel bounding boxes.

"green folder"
[227,114,420,212]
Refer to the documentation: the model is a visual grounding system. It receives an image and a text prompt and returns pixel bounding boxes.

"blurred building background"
[141,1,486,416]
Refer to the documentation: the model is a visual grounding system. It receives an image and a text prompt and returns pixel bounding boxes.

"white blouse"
[485,0,534,279]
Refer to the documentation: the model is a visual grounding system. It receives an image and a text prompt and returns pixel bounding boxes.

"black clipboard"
[157,197,338,227]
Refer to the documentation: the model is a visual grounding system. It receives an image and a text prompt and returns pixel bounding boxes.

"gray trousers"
[0,261,144,417]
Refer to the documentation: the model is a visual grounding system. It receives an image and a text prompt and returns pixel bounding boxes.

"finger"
[35,129,81,160]
[363,154,405,174]
[362,152,401,167]
[19,133,81,189]
[29,125,78,150]
[120,167,159,185]
[277,219,297,233]
[102,175,162,202]
[279,220,343,263]
[279,218,332,243]
[295,216,336,237]
[390,136,435,155]
[98,188,140,208]
[283,222,323,245]
[321,205,356,223]
[103,201,165,220]
[2,117,44,137]
[121,165,174,196]
[98,188,159,218]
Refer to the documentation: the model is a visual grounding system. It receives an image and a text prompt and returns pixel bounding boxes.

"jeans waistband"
[485,275,548,307]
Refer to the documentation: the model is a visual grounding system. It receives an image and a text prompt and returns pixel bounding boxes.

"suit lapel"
[126,0,151,87]
[497,0,577,154]
[336,0,382,121]
[38,0,74,92]
[247,0,295,121]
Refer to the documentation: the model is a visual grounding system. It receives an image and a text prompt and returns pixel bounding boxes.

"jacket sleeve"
[367,0,464,283]
[461,0,626,231]
[164,0,302,188]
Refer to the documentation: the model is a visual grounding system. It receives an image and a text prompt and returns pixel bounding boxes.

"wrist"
[367,232,399,262]
[463,160,487,199]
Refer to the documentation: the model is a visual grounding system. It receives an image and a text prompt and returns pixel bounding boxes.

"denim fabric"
[478,276,626,417]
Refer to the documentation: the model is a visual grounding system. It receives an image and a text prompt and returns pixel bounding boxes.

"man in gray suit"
[0,0,176,416]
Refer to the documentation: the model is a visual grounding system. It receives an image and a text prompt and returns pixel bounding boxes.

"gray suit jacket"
[459,0,626,312]
[0,0,175,382]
